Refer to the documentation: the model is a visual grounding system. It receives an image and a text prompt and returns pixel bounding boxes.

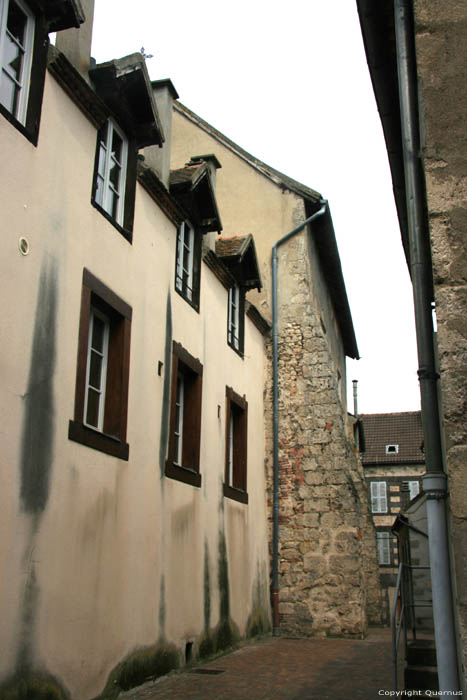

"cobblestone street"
[119,627,398,700]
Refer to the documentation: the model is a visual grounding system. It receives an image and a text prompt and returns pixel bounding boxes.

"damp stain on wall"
[19,258,58,515]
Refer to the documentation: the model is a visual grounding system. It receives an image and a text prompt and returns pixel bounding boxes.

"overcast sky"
[90,0,420,416]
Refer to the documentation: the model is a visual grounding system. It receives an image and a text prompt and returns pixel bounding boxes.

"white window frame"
[408,480,420,500]
[95,118,128,226]
[227,408,234,487]
[385,444,399,455]
[175,221,195,301]
[0,0,35,124]
[174,370,184,466]
[228,284,240,350]
[84,307,110,432]
[370,481,388,513]
[377,532,391,565]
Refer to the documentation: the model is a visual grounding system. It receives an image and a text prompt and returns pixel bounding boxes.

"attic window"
[385,444,399,455]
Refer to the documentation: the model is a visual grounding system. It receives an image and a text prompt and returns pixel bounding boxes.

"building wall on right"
[414,0,467,679]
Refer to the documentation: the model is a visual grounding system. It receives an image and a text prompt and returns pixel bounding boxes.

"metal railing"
[392,562,432,691]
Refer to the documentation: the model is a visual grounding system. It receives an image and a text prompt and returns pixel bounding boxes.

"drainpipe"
[271,199,327,635]
[352,379,359,452]
[394,0,460,690]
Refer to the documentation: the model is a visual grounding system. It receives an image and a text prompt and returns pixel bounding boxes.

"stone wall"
[264,223,381,637]
[414,0,467,685]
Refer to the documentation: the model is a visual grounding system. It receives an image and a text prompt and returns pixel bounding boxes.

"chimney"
[352,379,358,417]
[187,154,222,192]
[55,0,95,79]
[143,79,179,188]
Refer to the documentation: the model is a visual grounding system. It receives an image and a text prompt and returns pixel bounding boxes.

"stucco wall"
[414,0,467,684]
[0,71,270,699]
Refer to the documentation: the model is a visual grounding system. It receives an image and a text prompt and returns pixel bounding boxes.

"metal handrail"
[392,562,431,691]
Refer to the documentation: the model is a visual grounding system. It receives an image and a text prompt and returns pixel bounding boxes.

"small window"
[175,220,201,310]
[377,532,391,565]
[68,269,132,460]
[408,480,420,500]
[91,119,136,241]
[370,481,387,513]
[223,387,248,504]
[227,284,245,355]
[165,341,203,487]
[385,444,399,455]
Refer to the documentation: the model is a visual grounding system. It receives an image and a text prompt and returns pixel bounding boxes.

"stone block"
[447,446,467,517]
[334,531,360,555]
[329,555,360,574]
[320,512,344,530]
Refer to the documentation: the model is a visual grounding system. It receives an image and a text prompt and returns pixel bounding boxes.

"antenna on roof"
[140,47,154,60]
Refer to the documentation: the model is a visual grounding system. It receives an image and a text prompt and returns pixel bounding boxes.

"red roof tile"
[360,411,424,465]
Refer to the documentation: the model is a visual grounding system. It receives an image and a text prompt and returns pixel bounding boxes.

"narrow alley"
[119,628,398,700]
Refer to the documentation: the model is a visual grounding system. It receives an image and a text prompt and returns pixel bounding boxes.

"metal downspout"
[271,200,327,635]
[394,0,460,690]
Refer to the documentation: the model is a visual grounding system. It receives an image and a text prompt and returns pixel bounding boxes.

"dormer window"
[94,119,128,226]
[385,444,399,455]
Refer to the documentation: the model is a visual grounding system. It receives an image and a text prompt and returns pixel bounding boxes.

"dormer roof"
[169,162,222,233]
[216,234,262,291]
[90,53,164,147]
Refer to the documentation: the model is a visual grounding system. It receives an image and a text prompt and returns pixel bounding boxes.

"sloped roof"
[169,162,222,233]
[216,234,252,260]
[360,411,424,466]
[174,102,359,358]
[174,102,321,204]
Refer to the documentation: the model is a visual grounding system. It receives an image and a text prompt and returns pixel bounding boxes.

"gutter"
[271,200,327,635]
[394,0,460,690]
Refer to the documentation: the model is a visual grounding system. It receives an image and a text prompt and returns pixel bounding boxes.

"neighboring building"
[357,0,467,691]
[0,3,271,697]
[360,411,425,621]
[170,103,382,637]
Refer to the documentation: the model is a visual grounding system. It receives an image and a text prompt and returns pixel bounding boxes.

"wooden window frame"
[68,269,132,460]
[165,341,203,487]
[91,118,137,243]
[0,0,48,145]
[370,481,388,513]
[174,220,202,311]
[223,386,248,504]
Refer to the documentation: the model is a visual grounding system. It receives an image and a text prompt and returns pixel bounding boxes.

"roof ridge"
[174,101,321,203]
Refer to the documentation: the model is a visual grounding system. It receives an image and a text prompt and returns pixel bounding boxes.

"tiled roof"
[170,163,206,189]
[215,234,252,260]
[360,411,424,465]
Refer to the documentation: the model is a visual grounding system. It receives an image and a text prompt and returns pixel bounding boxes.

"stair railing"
[392,562,432,691]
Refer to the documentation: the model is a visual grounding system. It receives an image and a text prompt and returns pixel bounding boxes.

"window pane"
[86,387,100,427]
[98,143,106,177]
[3,31,23,82]
[110,190,119,220]
[109,160,121,192]
[0,70,18,114]
[95,174,104,206]
[7,1,27,46]
[92,315,105,353]
[111,128,123,164]
[89,350,103,390]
